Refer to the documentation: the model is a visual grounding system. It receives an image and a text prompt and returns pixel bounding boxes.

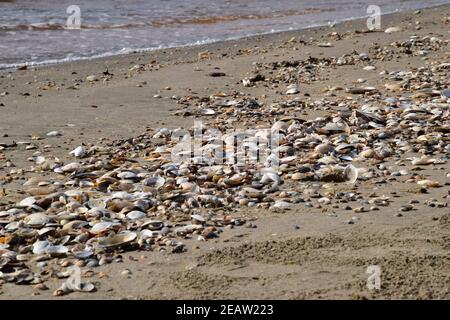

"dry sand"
[0,5,449,299]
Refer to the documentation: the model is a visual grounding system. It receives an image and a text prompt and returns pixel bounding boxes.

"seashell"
[61,162,81,173]
[32,241,53,254]
[363,66,376,71]
[411,157,435,166]
[70,146,85,158]
[98,231,137,249]
[141,219,164,230]
[223,174,246,187]
[260,172,281,186]
[442,89,450,99]
[240,187,264,199]
[359,148,375,158]
[46,131,61,137]
[285,84,299,95]
[117,171,138,180]
[272,201,292,209]
[346,87,377,94]
[175,224,202,236]
[126,210,146,220]
[315,143,334,154]
[24,213,50,227]
[201,108,216,115]
[143,176,165,189]
[86,75,98,82]
[344,164,358,184]
[318,155,338,165]
[417,180,440,188]
[45,245,68,257]
[89,221,120,235]
[384,26,401,33]
[271,121,288,132]
[18,197,36,208]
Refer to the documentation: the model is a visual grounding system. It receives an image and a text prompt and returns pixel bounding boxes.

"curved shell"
[24,213,50,227]
[89,221,120,235]
[98,231,137,248]
[126,210,146,220]
[344,164,359,184]
[141,219,164,230]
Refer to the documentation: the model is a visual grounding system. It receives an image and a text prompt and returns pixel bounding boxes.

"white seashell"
[260,172,281,186]
[46,131,61,137]
[25,213,50,227]
[32,241,53,254]
[191,214,206,223]
[70,146,85,158]
[117,171,138,180]
[98,231,137,248]
[363,66,376,71]
[385,26,401,33]
[61,162,81,172]
[286,85,299,95]
[344,164,358,184]
[18,196,36,207]
[126,210,146,220]
[86,75,98,82]
[272,201,292,209]
[201,108,216,115]
[411,157,435,166]
[90,221,120,234]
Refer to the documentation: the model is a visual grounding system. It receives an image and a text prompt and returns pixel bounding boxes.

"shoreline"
[0,4,449,299]
[2,2,449,72]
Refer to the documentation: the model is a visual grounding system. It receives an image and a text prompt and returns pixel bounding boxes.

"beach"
[0,5,449,299]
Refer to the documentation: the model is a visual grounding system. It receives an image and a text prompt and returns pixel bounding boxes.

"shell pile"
[0,32,449,290]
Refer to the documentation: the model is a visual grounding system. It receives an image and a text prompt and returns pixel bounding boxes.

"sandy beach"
[0,5,449,299]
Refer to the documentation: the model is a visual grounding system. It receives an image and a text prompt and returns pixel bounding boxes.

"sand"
[0,5,449,299]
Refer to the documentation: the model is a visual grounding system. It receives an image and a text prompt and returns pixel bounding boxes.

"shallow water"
[0,0,449,68]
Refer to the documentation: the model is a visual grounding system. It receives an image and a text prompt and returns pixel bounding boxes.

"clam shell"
[89,221,120,234]
[32,240,52,254]
[411,157,435,166]
[141,219,164,230]
[18,197,36,208]
[143,176,165,189]
[70,146,85,158]
[344,164,358,184]
[126,210,146,220]
[24,213,50,227]
[191,214,206,224]
[98,231,137,248]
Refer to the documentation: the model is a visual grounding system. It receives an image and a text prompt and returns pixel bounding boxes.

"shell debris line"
[0,31,449,294]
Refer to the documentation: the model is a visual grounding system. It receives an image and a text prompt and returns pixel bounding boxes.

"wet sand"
[0,5,449,299]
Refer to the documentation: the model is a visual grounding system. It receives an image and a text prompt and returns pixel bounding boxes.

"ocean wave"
[0,8,335,31]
